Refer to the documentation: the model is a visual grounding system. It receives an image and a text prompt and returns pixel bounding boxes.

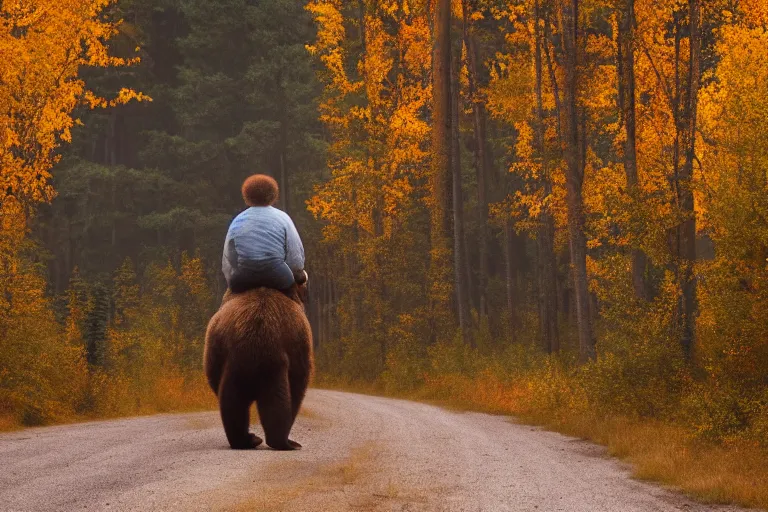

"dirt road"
[0,390,748,511]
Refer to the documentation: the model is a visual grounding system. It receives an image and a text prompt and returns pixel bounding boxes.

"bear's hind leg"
[203,325,226,395]
[289,359,310,423]
[219,368,262,449]
[256,366,299,450]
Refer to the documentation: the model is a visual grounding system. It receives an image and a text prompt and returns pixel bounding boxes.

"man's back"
[227,206,291,264]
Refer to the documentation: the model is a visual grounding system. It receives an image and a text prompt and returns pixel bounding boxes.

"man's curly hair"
[242,174,279,207]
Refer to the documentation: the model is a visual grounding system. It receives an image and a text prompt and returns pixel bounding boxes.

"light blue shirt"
[222,206,305,283]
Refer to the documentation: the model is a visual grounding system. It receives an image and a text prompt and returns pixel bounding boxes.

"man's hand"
[294,270,309,305]
[294,269,308,285]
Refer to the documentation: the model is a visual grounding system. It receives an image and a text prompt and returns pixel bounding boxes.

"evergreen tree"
[84,284,110,367]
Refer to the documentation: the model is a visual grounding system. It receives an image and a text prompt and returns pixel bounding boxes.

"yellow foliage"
[0,0,147,212]
[307,1,435,350]
[0,2,149,429]
[0,234,88,425]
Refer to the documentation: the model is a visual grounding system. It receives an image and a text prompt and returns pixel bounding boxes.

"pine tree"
[84,283,110,367]
[113,258,140,329]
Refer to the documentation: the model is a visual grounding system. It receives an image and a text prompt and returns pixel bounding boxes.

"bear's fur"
[204,286,313,450]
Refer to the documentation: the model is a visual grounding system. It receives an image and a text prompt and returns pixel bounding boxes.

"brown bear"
[204,285,313,450]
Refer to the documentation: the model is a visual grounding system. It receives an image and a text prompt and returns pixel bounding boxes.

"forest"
[1,0,767,506]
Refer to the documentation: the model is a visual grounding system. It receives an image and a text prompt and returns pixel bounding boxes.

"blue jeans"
[229,259,295,293]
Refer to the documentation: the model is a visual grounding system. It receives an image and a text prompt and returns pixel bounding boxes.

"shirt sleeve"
[222,231,238,284]
[283,214,305,273]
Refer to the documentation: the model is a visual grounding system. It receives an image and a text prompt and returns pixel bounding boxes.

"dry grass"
[315,375,768,510]
[135,375,216,415]
[0,375,217,433]
[320,442,377,485]
[0,374,323,435]
[0,413,21,432]
[526,412,768,509]
[86,374,217,424]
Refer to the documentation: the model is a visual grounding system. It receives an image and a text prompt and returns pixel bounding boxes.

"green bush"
[681,383,768,444]
[381,338,427,392]
[580,336,686,419]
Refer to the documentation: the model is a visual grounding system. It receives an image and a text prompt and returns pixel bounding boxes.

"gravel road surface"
[0,389,749,511]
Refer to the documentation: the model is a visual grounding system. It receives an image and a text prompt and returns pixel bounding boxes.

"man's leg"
[270,261,298,290]
[230,261,296,295]
[271,263,304,304]
[229,268,263,294]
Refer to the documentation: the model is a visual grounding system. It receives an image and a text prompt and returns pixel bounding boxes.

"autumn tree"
[0,0,144,214]
[616,0,648,300]
[452,9,471,338]
[556,0,594,361]
[676,0,701,359]
[429,0,455,338]
[696,10,768,411]
[307,0,434,376]
[533,0,559,352]
[0,0,142,423]
[1,0,145,307]
[461,0,493,319]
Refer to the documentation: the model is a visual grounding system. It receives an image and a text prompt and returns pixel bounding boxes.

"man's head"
[242,174,279,207]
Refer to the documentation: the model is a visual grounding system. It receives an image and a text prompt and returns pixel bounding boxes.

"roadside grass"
[0,375,324,435]
[314,373,768,511]
[538,413,768,509]
[0,375,217,433]
[88,373,216,420]
[0,412,20,432]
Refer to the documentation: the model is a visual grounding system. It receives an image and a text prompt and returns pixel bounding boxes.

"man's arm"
[284,215,305,273]
[222,234,238,284]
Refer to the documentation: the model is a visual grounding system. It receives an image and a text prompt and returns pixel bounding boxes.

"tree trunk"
[429,0,454,337]
[617,0,647,300]
[451,33,470,340]
[678,0,700,360]
[111,181,117,249]
[323,272,332,347]
[279,151,289,216]
[309,269,320,349]
[504,220,519,341]
[534,0,559,353]
[463,0,490,317]
[559,0,595,362]
[105,112,118,166]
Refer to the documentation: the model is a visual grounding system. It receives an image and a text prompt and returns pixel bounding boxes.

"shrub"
[580,337,686,419]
